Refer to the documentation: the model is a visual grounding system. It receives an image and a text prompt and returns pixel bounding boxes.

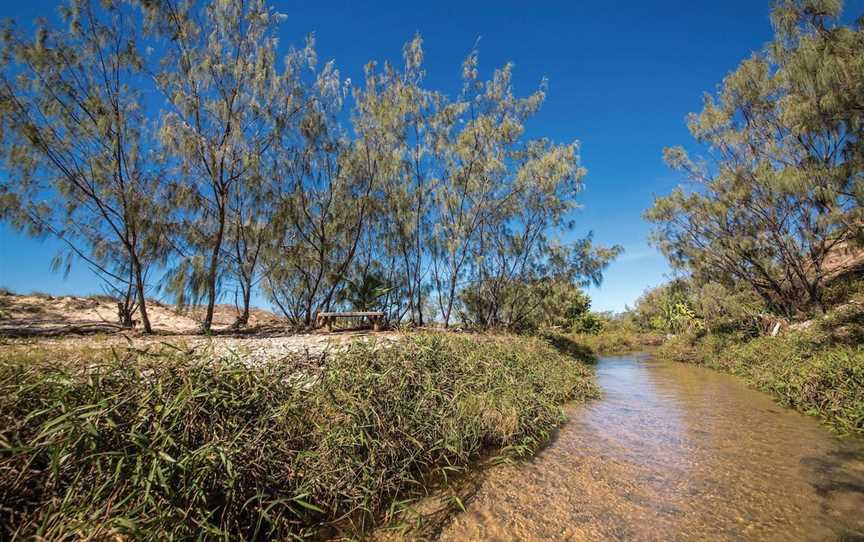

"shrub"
[570,311,606,335]
[0,333,596,539]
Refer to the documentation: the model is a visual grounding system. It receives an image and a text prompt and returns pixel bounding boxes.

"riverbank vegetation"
[0,333,597,539]
[542,316,663,356]
[651,277,864,434]
[524,286,661,356]
[636,0,864,434]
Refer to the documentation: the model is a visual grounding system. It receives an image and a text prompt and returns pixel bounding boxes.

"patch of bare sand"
[0,327,404,366]
[0,292,282,335]
[0,293,473,366]
[194,330,403,365]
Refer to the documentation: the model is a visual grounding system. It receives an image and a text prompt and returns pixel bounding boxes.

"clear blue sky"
[2,0,861,312]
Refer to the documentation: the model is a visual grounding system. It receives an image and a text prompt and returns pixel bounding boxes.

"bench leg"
[373,316,380,332]
[327,316,333,333]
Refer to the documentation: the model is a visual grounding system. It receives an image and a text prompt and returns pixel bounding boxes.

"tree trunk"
[304,296,314,328]
[237,282,251,326]
[132,254,153,334]
[203,204,227,332]
[416,287,424,327]
[443,272,459,328]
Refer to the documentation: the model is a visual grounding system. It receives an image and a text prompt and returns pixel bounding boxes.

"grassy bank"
[656,315,864,435]
[544,324,663,357]
[569,329,663,356]
[0,333,596,540]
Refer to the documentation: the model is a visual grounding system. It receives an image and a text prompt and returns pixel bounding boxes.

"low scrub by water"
[658,329,864,435]
[543,324,664,357]
[0,333,596,539]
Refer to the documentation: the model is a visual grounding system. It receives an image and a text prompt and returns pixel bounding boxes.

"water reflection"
[400,355,864,541]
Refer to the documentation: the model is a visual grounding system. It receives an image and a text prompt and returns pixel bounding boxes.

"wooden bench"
[316,311,385,332]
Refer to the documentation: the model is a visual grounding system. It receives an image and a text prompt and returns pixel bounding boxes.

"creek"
[436,354,864,541]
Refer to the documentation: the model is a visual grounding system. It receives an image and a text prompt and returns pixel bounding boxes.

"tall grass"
[0,333,596,539]
[567,328,663,356]
[543,322,664,357]
[657,332,864,435]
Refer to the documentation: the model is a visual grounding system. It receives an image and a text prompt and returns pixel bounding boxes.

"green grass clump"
[570,329,645,355]
[545,326,663,357]
[657,332,864,435]
[0,333,596,540]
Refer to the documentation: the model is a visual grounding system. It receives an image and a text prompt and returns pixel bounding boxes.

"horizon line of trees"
[0,0,621,333]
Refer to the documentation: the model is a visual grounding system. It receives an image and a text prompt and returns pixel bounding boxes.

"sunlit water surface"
[426,355,864,541]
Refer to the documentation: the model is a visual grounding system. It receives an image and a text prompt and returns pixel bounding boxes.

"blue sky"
[2,0,861,313]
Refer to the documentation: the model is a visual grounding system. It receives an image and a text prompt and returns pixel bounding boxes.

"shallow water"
[434,354,864,541]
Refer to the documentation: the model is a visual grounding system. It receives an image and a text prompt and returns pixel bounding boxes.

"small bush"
[570,312,606,335]
[0,333,596,539]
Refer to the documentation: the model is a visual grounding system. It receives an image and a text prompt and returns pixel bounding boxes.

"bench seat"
[316,311,385,331]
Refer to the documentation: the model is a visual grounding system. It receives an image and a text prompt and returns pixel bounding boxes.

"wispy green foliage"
[0,0,168,332]
[646,0,864,318]
[262,40,373,326]
[0,0,616,331]
[254,34,620,329]
[141,0,291,331]
[460,234,621,331]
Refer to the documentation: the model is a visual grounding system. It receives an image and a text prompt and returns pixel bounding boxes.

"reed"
[0,333,597,539]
